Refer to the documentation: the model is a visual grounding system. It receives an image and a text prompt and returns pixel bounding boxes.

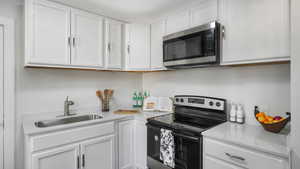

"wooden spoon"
[96,90,104,101]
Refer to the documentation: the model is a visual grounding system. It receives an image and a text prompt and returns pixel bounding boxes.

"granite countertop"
[23,109,172,135]
[202,122,290,158]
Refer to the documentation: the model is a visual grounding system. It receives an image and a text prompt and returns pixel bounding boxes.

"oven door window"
[174,134,202,169]
[147,125,161,162]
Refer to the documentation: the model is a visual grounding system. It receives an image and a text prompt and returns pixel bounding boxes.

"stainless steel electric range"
[146,95,227,169]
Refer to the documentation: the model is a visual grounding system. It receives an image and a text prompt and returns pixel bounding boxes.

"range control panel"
[174,95,226,111]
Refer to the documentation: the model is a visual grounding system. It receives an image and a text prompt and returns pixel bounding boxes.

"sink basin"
[35,114,103,128]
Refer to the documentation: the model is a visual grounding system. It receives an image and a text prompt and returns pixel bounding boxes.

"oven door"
[147,124,162,162]
[174,132,202,169]
[163,23,220,67]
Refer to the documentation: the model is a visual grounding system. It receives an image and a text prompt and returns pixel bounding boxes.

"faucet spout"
[64,96,75,116]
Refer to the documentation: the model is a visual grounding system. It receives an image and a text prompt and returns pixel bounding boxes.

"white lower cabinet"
[118,120,134,169]
[32,144,79,169]
[32,136,115,169]
[133,120,147,169]
[81,135,115,169]
[204,155,243,169]
[203,137,289,169]
[117,119,147,169]
[25,122,116,169]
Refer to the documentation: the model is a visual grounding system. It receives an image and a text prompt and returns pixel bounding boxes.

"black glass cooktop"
[147,114,213,134]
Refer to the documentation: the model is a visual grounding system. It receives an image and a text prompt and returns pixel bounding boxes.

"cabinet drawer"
[31,122,114,152]
[204,138,288,169]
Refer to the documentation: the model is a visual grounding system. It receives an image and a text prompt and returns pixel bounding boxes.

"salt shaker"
[230,103,237,122]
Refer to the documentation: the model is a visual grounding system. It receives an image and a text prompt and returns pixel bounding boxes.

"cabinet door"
[125,23,150,70]
[166,11,190,35]
[150,20,166,70]
[80,135,115,169]
[204,155,243,169]
[118,120,134,169]
[28,0,71,65]
[190,0,218,27]
[134,120,147,169]
[71,9,104,67]
[32,144,79,169]
[105,19,124,70]
[220,0,290,64]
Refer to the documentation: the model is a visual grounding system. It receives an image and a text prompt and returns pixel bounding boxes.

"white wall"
[291,0,300,168]
[143,64,290,125]
[0,1,142,169]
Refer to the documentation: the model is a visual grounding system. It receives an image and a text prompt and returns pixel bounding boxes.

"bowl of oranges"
[254,106,291,133]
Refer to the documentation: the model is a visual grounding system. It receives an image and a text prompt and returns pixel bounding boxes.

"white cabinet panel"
[125,23,150,70]
[220,0,290,64]
[118,120,134,169]
[81,135,115,169]
[29,0,71,65]
[204,155,243,169]
[0,26,3,169]
[71,9,104,67]
[105,19,124,70]
[134,120,147,169]
[190,0,219,27]
[150,20,166,70]
[32,144,79,169]
[166,11,190,35]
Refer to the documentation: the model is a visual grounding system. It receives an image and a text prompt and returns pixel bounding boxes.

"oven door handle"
[173,133,200,141]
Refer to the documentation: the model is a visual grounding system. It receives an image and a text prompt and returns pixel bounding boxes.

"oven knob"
[216,102,221,107]
[180,99,184,102]
[175,98,179,102]
[209,101,214,106]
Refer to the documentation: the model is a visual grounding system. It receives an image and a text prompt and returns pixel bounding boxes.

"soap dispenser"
[236,104,245,124]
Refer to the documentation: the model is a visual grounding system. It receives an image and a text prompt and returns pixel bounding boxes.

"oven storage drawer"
[203,137,288,169]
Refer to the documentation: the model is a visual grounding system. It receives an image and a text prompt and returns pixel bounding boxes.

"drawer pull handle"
[225,153,245,161]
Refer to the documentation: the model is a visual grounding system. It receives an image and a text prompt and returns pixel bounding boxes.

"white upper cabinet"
[165,11,190,35]
[105,19,124,70]
[124,23,150,71]
[190,0,219,27]
[26,0,71,65]
[220,0,290,64]
[71,9,104,68]
[150,20,166,70]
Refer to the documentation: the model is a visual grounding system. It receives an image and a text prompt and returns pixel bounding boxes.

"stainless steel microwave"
[163,21,221,68]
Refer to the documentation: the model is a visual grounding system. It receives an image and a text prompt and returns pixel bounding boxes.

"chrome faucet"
[64,96,75,116]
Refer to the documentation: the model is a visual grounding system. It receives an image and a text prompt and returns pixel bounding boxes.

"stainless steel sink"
[35,114,103,128]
